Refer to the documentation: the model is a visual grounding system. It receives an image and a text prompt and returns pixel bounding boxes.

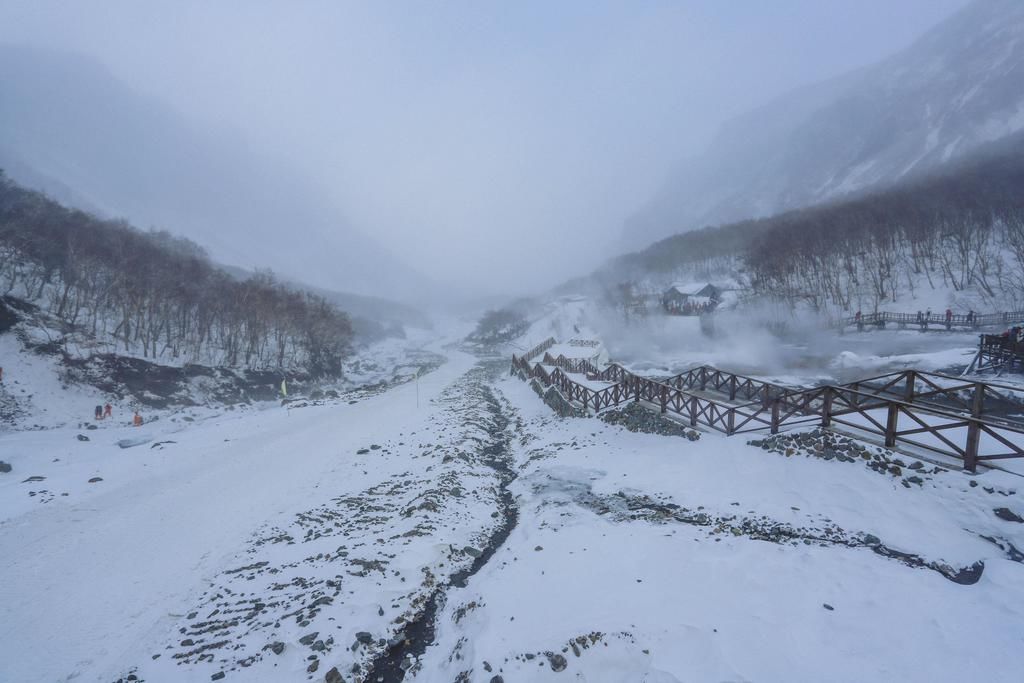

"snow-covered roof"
[665,282,720,298]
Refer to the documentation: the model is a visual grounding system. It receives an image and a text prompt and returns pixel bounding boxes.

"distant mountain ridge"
[626,0,1024,246]
[0,44,429,301]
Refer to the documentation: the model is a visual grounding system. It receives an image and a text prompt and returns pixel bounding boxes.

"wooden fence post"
[689,396,698,427]
[884,402,899,447]
[726,409,735,435]
[903,371,915,403]
[729,376,737,401]
[963,383,985,473]
[634,376,640,402]
[660,385,667,414]
[821,387,833,428]
[771,398,780,434]
[699,367,707,392]
[964,419,980,473]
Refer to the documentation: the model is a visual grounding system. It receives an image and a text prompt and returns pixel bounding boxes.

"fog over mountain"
[0,45,431,302]
[0,0,972,298]
[628,0,1024,247]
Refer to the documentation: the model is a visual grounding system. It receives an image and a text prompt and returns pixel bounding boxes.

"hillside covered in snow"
[595,130,1024,321]
[627,0,1024,247]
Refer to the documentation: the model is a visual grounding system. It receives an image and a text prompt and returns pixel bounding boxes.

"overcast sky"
[0,0,969,293]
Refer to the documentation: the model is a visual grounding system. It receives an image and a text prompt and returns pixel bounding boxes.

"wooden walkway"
[513,338,1024,473]
[966,335,1024,375]
[840,310,1024,332]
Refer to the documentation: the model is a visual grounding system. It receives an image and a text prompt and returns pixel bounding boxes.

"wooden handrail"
[511,348,1024,472]
[840,310,1024,329]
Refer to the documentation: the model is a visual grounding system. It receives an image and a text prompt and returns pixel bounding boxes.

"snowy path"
[0,349,494,682]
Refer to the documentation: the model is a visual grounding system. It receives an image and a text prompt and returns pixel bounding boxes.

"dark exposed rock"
[600,402,698,439]
[355,631,373,645]
[0,461,11,473]
[747,429,936,486]
[76,434,90,441]
[88,477,103,483]
[325,667,345,683]
[211,673,225,681]
[994,507,1024,523]
[117,438,152,449]
[270,642,285,655]
[299,632,319,646]
[531,379,587,418]
[547,652,568,671]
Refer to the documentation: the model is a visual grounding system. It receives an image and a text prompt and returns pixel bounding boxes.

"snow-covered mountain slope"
[627,0,1024,246]
[0,45,429,301]
[0,292,442,434]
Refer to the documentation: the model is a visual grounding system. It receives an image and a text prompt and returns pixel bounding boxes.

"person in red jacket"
[103,403,112,419]
[133,411,144,427]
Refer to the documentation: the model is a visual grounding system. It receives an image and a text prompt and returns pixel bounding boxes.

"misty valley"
[2,2,1024,683]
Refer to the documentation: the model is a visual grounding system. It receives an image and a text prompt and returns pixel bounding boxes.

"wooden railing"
[967,334,1024,374]
[515,337,556,364]
[542,352,601,375]
[978,334,1024,359]
[661,365,788,404]
[841,310,1024,330]
[512,350,1024,473]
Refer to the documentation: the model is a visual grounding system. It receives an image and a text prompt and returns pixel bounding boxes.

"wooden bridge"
[513,338,1024,473]
[840,310,1024,332]
[966,334,1024,375]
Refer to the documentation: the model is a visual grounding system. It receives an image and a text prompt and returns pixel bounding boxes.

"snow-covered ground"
[419,375,1024,682]
[3,315,1024,682]
[1,345,491,682]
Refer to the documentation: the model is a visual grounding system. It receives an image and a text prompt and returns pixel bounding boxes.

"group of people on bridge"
[910,308,972,331]
[853,307,977,331]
